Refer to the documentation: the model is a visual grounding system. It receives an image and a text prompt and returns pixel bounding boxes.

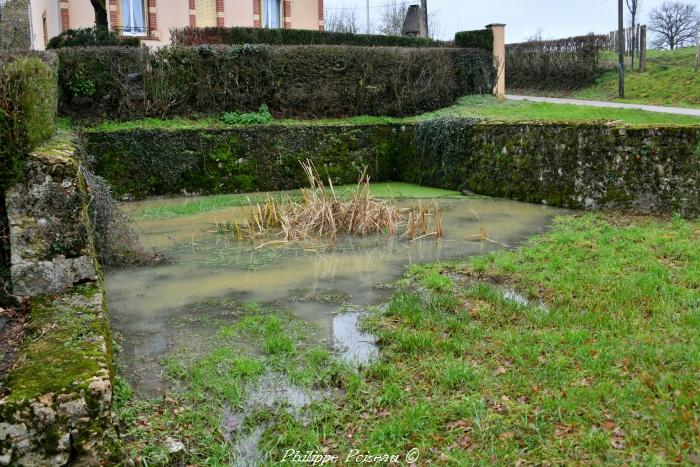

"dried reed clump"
[217,160,445,245]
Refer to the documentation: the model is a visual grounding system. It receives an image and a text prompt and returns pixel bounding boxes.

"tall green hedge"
[0,53,58,187]
[454,28,493,51]
[506,35,610,90]
[171,26,446,48]
[58,45,495,120]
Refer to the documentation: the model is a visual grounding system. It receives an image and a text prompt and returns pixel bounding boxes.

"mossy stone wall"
[80,124,415,199]
[405,119,700,216]
[82,120,700,216]
[0,285,115,466]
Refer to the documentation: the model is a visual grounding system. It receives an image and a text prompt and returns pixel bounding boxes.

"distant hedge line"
[506,35,610,90]
[172,26,446,48]
[58,44,495,120]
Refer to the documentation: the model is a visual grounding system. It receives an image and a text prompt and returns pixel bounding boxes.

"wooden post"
[640,25,647,73]
[695,25,699,72]
[618,0,625,97]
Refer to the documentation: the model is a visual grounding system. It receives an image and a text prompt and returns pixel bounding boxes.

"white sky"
[323,0,693,42]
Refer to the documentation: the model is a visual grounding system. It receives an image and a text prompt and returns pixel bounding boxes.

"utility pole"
[366,0,370,34]
[618,0,625,97]
[421,0,428,38]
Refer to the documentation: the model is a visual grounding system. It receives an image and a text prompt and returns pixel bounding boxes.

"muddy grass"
[112,212,700,465]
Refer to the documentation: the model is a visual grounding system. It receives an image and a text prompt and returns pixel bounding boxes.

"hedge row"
[454,29,494,50]
[506,35,610,90]
[81,120,700,216]
[171,26,445,48]
[0,51,58,187]
[58,45,495,120]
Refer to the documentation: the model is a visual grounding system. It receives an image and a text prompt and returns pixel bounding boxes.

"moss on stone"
[2,284,110,402]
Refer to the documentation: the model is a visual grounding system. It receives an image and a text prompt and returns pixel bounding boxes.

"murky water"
[107,196,566,396]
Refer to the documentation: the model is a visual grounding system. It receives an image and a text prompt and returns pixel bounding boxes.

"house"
[28,0,325,50]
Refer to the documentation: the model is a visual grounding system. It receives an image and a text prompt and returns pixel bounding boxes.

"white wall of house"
[29,0,61,50]
[224,0,254,28]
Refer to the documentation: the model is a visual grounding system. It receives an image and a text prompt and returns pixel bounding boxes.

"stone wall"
[0,286,114,466]
[0,135,114,466]
[82,120,700,216]
[405,119,700,216]
[6,135,98,298]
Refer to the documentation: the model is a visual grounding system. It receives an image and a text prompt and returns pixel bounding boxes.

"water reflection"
[107,197,567,396]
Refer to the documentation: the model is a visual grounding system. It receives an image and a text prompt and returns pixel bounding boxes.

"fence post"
[488,23,506,98]
[639,25,647,73]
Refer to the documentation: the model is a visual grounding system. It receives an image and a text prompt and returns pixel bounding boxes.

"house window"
[121,0,146,36]
[196,0,217,28]
[263,0,281,28]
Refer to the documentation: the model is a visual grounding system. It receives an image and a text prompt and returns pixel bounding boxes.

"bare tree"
[649,1,698,49]
[626,0,640,68]
[324,4,359,34]
[89,0,108,29]
[377,0,408,36]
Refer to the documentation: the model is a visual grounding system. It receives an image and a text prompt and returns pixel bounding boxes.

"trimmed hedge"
[506,35,610,90]
[47,27,141,49]
[81,120,700,216]
[58,45,495,120]
[0,52,58,187]
[171,26,446,48]
[79,125,413,199]
[454,29,493,51]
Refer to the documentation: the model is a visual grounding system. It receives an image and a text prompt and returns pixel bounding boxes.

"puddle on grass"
[107,196,566,398]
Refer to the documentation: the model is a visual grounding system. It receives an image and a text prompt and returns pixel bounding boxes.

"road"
[507,95,700,117]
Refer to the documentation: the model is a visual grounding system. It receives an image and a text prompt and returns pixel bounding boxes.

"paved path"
[507,95,700,117]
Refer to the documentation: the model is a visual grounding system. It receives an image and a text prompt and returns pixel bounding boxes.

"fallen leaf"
[602,420,616,431]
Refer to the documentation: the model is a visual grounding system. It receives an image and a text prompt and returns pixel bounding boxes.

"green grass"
[114,213,700,464]
[115,306,354,465]
[422,95,700,126]
[257,213,700,464]
[134,183,463,219]
[517,47,700,109]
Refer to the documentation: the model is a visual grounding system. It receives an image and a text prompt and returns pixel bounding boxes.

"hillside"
[514,47,700,109]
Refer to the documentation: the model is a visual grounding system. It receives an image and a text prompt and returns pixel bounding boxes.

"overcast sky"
[324,0,689,42]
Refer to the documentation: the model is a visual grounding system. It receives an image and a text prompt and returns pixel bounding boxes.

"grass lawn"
[115,212,700,464]
[515,47,700,109]
[132,183,463,219]
[421,95,700,126]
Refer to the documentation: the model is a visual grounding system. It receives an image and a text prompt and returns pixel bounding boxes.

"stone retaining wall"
[0,135,114,466]
[82,120,700,216]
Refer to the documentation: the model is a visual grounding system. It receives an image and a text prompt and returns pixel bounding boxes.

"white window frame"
[263,0,283,29]
[121,0,147,36]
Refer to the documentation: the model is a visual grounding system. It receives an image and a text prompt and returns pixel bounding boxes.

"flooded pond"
[106,194,566,397]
